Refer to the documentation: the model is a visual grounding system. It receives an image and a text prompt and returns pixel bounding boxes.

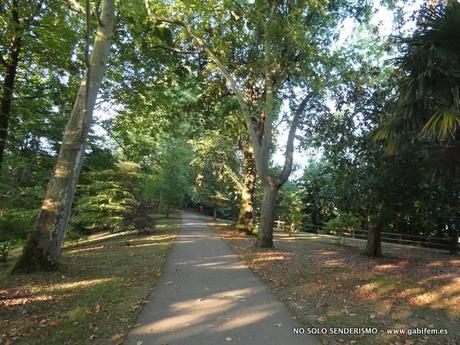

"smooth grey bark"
[12,0,116,273]
[255,182,279,248]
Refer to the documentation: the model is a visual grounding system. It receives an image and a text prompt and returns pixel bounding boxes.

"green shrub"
[0,208,37,261]
[71,162,142,234]
[324,213,361,244]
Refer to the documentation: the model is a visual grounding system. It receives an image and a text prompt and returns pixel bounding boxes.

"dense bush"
[69,162,144,237]
[324,213,361,236]
[0,186,44,261]
[0,209,36,261]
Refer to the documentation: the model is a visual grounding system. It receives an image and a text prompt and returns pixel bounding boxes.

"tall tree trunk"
[237,145,256,232]
[213,207,217,221]
[151,12,312,249]
[255,182,279,248]
[365,222,382,257]
[449,224,458,255]
[166,205,170,218]
[12,0,116,274]
[0,3,21,171]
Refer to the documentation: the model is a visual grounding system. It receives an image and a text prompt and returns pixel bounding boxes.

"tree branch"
[278,92,314,185]
[151,16,259,148]
[12,92,59,101]
[66,0,86,14]
[151,44,199,54]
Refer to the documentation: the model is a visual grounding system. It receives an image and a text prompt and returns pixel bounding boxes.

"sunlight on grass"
[65,245,106,254]
[1,294,54,307]
[0,214,180,345]
[40,278,117,292]
[64,230,132,248]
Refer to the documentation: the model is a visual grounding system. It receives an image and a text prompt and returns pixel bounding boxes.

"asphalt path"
[125,211,319,345]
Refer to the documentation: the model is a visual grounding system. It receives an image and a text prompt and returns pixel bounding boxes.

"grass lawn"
[210,222,460,345]
[0,215,180,345]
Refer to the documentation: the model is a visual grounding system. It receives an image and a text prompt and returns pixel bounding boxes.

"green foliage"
[324,213,361,242]
[276,183,303,233]
[1,0,458,264]
[71,162,143,235]
[144,133,194,215]
[191,129,239,216]
[0,185,44,261]
[377,2,460,144]
[0,208,37,261]
[297,3,459,249]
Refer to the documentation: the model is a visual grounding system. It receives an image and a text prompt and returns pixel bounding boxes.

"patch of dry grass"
[0,215,180,345]
[212,223,460,345]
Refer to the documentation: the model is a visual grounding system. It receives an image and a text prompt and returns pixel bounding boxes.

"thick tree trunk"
[255,182,279,248]
[237,186,254,232]
[213,207,217,221]
[365,223,382,257]
[166,205,170,218]
[0,4,21,171]
[237,146,256,232]
[12,0,116,274]
[449,224,458,255]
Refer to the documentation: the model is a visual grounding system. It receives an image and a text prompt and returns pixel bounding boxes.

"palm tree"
[376,1,460,254]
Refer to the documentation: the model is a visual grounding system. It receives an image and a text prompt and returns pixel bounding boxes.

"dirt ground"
[211,223,460,345]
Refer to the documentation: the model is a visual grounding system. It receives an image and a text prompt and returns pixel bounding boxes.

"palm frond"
[421,109,460,140]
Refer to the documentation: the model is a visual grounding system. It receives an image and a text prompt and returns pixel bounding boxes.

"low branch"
[278,92,314,185]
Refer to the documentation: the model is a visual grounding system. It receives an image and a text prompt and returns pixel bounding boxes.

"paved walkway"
[125,211,319,345]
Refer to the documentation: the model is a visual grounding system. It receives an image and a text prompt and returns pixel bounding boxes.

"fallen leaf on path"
[275,323,282,327]
[225,337,232,341]
[165,281,173,285]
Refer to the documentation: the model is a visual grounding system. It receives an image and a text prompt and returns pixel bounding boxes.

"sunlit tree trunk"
[12,0,116,273]
[237,144,256,233]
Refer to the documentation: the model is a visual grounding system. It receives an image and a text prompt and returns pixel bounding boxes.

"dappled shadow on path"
[126,212,314,345]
